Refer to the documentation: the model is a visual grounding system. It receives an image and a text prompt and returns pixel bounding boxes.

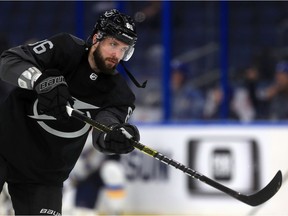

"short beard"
[93,46,117,75]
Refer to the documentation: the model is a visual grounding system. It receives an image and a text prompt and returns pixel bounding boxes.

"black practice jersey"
[0,33,135,185]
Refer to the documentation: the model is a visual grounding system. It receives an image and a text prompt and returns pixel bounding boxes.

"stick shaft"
[67,107,282,206]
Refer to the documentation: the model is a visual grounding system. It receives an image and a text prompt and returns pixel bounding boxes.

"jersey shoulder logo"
[28,98,99,138]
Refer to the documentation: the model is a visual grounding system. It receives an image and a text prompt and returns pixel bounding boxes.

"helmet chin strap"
[120,61,147,88]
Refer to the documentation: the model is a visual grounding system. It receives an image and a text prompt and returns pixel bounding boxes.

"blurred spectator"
[251,47,277,82]
[260,60,288,120]
[231,87,256,122]
[229,65,259,122]
[243,65,259,111]
[203,84,224,120]
[171,61,205,120]
[237,64,273,120]
[203,83,241,121]
[130,77,162,123]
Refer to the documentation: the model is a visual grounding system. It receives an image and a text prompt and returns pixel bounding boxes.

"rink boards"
[121,124,288,215]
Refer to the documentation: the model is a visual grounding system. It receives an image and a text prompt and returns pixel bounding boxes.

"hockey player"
[0,9,141,215]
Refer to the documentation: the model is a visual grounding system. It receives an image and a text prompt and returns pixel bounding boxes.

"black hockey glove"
[34,70,74,121]
[104,123,140,154]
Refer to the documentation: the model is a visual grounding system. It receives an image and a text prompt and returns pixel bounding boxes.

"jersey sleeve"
[0,33,85,89]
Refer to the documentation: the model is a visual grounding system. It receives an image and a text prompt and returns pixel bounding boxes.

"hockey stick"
[66,106,282,206]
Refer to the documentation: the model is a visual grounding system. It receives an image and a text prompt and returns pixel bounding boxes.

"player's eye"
[110,42,116,47]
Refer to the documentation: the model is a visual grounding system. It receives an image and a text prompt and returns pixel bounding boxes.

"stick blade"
[240,170,282,206]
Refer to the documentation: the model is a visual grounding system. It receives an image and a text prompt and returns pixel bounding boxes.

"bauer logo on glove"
[33,69,74,121]
[35,76,67,93]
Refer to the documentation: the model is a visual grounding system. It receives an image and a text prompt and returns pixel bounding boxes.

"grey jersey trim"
[29,99,97,138]
[18,67,42,89]
[37,120,91,138]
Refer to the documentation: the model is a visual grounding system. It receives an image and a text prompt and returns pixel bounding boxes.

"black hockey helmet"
[91,9,137,61]
[90,9,146,88]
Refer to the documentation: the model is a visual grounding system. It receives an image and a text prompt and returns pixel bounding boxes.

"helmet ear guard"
[122,46,134,61]
[96,32,104,41]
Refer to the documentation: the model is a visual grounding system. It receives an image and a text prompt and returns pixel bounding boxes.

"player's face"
[275,72,288,90]
[93,37,129,75]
